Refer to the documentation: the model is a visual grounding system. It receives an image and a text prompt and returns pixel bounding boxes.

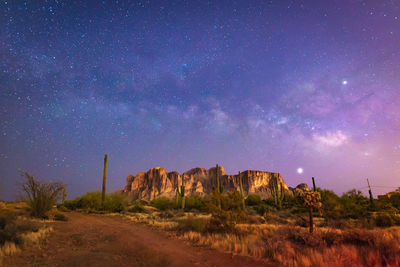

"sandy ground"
[4,212,271,267]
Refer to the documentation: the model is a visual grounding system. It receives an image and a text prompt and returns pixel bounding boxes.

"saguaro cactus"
[216,164,220,192]
[180,174,185,210]
[102,154,108,208]
[216,164,224,194]
[312,177,316,192]
[238,171,245,210]
[62,187,66,205]
[272,177,284,209]
[175,186,181,206]
[215,164,223,208]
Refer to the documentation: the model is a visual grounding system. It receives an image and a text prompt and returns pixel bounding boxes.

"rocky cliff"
[123,166,291,200]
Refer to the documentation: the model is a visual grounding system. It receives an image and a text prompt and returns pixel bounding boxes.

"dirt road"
[4,212,270,267]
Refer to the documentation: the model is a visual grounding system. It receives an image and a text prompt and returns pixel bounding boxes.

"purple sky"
[1,1,399,200]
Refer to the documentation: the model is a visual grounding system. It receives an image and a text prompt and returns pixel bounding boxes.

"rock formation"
[123,166,292,200]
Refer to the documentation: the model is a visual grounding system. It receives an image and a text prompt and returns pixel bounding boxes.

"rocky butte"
[123,166,293,201]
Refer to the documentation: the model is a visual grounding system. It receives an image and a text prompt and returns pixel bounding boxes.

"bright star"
[342,80,348,85]
[297,168,303,174]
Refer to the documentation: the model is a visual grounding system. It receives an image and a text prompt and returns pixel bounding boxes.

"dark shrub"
[20,172,65,218]
[207,191,247,232]
[64,191,128,212]
[374,213,394,227]
[151,197,174,211]
[246,194,261,206]
[128,204,145,213]
[185,195,207,211]
[321,190,341,219]
[104,192,129,212]
[339,189,370,219]
[0,215,40,245]
[255,204,273,215]
[53,213,68,221]
[136,199,149,206]
[177,216,208,233]
[159,210,174,218]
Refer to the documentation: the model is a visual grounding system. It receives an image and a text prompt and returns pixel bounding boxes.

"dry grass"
[0,202,54,263]
[122,209,400,266]
[177,225,400,266]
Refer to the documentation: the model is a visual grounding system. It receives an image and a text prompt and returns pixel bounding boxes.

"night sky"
[1,1,399,200]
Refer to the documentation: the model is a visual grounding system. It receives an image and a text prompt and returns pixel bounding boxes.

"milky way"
[1,1,399,200]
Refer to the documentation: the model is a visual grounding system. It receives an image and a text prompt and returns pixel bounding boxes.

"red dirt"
[4,212,272,266]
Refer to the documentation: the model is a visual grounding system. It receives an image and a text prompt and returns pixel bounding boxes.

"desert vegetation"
[0,202,54,263]
[0,173,66,262]
[60,181,400,266]
[3,170,400,266]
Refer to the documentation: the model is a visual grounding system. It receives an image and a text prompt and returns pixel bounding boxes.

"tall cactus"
[272,177,284,209]
[238,171,245,210]
[62,187,66,205]
[312,177,316,192]
[215,164,223,208]
[216,164,224,194]
[101,154,108,208]
[180,174,185,210]
[216,164,220,192]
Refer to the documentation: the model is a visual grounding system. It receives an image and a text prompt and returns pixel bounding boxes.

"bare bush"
[20,172,64,218]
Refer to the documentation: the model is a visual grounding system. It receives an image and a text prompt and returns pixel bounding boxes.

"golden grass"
[0,242,20,258]
[0,202,54,263]
[20,226,53,246]
[122,210,400,266]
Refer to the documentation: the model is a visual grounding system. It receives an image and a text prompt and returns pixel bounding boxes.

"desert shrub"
[151,197,174,211]
[64,191,128,212]
[128,203,145,213]
[53,213,68,221]
[20,172,65,218]
[294,215,309,227]
[246,194,261,206]
[66,191,102,210]
[159,210,174,218]
[184,195,207,211]
[387,193,400,210]
[338,189,370,219]
[0,215,40,246]
[255,204,273,215]
[284,226,324,247]
[321,190,341,219]
[136,199,149,206]
[104,192,129,212]
[374,213,394,227]
[177,216,208,233]
[207,190,247,232]
[247,214,262,224]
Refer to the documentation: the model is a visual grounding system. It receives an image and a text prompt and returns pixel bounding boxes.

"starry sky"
[1,0,399,200]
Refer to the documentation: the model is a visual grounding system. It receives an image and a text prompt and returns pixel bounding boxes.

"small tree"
[21,172,65,218]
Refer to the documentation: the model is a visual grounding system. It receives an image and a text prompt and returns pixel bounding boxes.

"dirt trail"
[4,212,270,267]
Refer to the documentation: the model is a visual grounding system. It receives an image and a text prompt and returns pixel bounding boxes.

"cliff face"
[123,166,290,200]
